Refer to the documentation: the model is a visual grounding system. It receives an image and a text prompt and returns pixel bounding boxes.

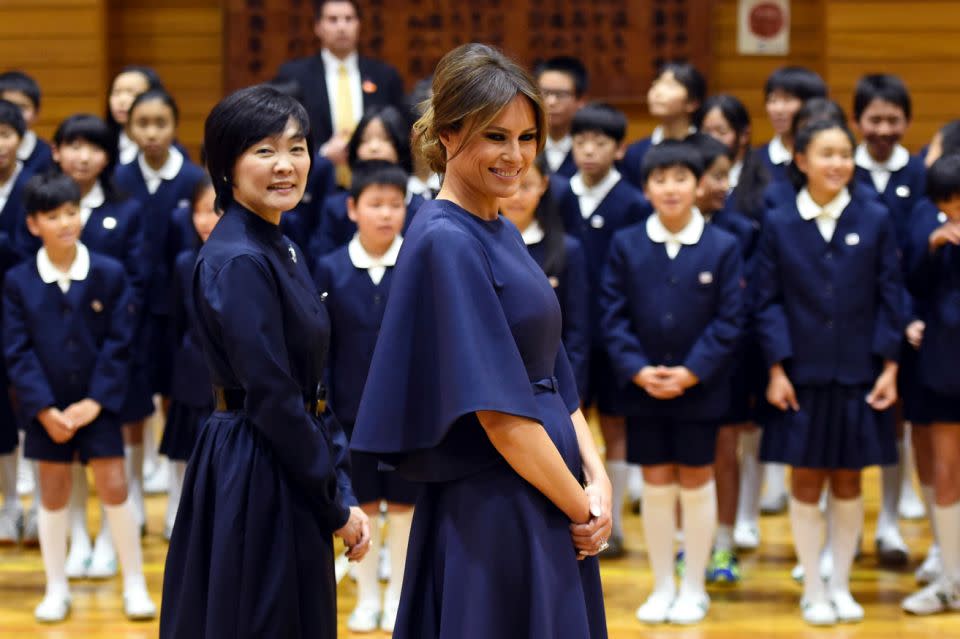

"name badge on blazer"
[698,271,714,285]
[90,299,104,313]
[590,215,605,229]
[288,245,298,263]
[939,211,948,224]
[177,198,190,209]
[845,232,861,246]
[547,276,560,289]
[895,185,911,198]
[102,216,117,230]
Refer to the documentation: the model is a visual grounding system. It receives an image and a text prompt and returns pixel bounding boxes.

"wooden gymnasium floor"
[2,468,960,637]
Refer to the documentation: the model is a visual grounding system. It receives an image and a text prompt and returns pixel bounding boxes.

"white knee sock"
[828,496,863,596]
[764,464,787,499]
[934,502,960,582]
[901,427,920,496]
[0,453,17,509]
[68,465,90,550]
[878,447,901,534]
[737,430,762,526]
[921,483,940,549]
[715,524,734,553]
[124,445,145,527]
[103,499,146,594]
[143,421,159,470]
[165,461,186,533]
[38,505,69,599]
[354,514,382,608]
[385,509,412,604]
[641,482,679,596]
[681,481,717,597]
[628,464,644,501]
[790,498,826,602]
[607,460,629,538]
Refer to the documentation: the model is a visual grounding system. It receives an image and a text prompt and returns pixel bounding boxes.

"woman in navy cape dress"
[159,86,366,639]
[351,196,608,638]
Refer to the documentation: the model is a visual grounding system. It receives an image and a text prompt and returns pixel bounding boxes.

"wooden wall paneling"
[0,0,107,138]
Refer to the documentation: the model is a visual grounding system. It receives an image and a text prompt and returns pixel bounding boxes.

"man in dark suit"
[276,0,405,169]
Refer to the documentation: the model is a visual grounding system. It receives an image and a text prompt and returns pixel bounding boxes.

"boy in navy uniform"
[602,141,743,624]
[4,172,154,622]
[534,56,588,178]
[555,102,650,556]
[0,99,33,252]
[312,161,417,633]
[758,67,828,186]
[0,71,54,175]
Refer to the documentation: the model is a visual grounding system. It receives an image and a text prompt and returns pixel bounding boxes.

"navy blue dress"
[160,205,356,639]
[159,248,211,461]
[351,199,607,639]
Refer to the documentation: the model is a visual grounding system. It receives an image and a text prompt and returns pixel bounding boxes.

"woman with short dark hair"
[159,84,370,639]
[351,43,611,638]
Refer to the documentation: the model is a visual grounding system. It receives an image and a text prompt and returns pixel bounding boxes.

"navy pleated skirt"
[760,383,898,470]
[159,401,209,461]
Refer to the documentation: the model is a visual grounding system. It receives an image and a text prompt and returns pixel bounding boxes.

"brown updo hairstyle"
[413,43,547,174]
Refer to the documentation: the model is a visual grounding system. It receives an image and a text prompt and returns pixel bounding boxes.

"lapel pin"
[590,215,605,229]
[288,245,297,263]
[91,299,104,313]
[698,271,714,285]
[938,211,948,223]
[102,216,117,230]
[845,232,861,246]
[548,276,560,289]
[362,79,378,94]
[895,185,910,198]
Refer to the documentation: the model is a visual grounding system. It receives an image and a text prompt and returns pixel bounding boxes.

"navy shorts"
[583,345,622,415]
[911,385,960,425]
[626,416,719,466]
[24,413,124,463]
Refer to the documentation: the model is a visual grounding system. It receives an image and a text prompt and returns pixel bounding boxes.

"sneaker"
[21,507,38,547]
[674,550,686,578]
[86,532,118,579]
[34,593,71,623]
[875,527,909,566]
[733,521,760,550]
[636,590,675,624]
[760,491,788,515]
[915,546,942,586]
[902,577,960,615]
[0,505,22,545]
[791,554,833,584]
[899,486,926,520]
[64,538,92,579]
[380,597,400,632]
[143,459,169,495]
[707,549,741,584]
[123,586,157,620]
[378,544,391,583]
[347,602,382,632]
[800,597,837,626]
[598,534,625,559]
[831,590,865,622]
[667,591,710,624]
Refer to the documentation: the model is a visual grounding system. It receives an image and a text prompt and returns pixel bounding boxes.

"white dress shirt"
[0,161,24,212]
[544,135,573,173]
[646,207,705,259]
[138,146,184,194]
[768,135,792,166]
[348,234,402,285]
[520,220,545,246]
[322,48,363,133]
[408,173,441,200]
[79,181,105,227]
[570,168,621,219]
[855,143,910,194]
[17,130,37,162]
[650,125,698,145]
[119,130,138,165]
[37,242,90,294]
[729,159,743,190]
[797,187,851,243]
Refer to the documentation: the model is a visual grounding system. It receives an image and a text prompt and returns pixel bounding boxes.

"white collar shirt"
[855,143,910,194]
[321,48,363,134]
[17,130,37,162]
[0,161,24,212]
[407,174,440,200]
[37,242,90,294]
[570,168,621,219]
[797,187,851,243]
[650,124,697,146]
[768,135,792,166]
[138,146,184,194]
[348,234,402,285]
[80,181,105,227]
[119,130,138,165]
[520,220,545,246]
[646,207,705,259]
[544,134,573,173]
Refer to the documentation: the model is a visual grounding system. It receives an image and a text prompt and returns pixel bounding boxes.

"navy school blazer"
[751,196,904,385]
[3,252,135,421]
[309,190,425,259]
[853,153,926,254]
[21,137,54,175]
[619,136,653,189]
[600,222,744,419]
[280,154,337,258]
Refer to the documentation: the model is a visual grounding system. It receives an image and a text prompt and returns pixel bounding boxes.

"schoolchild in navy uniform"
[756,66,827,186]
[534,56,588,179]
[500,154,590,397]
[601,141,743,624]
[900,153,960,615]
[46,114,149,580]
[0,99,33,252]
[4,172,155,622]
[159,175,218,541]
[160,86,367,639]
[310,105,425,259]
[555,101,650,556]
[621,62,706,189]
[105,66,189,166]
[405,76,442,201]
[113,89,205,530]
[924,120,960,168]
[311,161,416,633]
[0,71,53,175]
[753,119,903,626]
[686,133,757,581]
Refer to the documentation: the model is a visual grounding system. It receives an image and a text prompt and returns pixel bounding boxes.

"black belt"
[213,386,327,416]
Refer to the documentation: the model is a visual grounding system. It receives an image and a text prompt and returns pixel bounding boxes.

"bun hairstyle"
[413,43,546,174]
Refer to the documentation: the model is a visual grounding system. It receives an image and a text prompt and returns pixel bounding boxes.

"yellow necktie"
[334,63,354,188]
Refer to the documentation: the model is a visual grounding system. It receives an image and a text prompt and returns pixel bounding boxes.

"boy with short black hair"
[534,56,589,178]
[0,71,53,174]
[760,66,828,184]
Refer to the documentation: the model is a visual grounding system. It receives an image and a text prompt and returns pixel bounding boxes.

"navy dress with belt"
[159,204,356,639]
[351,199,607,639]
